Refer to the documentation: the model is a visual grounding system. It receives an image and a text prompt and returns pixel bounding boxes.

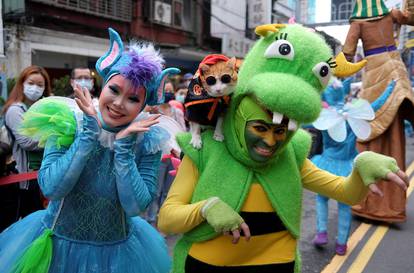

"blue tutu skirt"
[0,210,171,273]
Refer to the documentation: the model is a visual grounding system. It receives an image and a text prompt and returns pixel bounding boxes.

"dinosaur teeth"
[272,112,284,124]
[273,112,298,131]
[288,119,298,131]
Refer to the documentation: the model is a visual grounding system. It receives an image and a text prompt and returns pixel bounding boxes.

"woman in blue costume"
[0,28,179,273]
[311,77,394,255]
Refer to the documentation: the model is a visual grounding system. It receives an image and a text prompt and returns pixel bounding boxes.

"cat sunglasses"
[205,74,232,86]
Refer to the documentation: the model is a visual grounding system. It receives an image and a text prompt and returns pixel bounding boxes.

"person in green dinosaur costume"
[157,24,409,273]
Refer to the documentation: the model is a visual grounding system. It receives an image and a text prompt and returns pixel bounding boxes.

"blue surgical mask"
[23,83,44,101]
[175,94,185,103]
[74,79,93,91]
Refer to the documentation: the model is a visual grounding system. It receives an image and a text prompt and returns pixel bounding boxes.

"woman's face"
[22,73,46,102]
[99,74,146,127]
[244,120,288,162]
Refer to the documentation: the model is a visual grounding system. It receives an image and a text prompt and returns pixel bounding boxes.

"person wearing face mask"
[0,28,179,273]
[173,84,188,105]
[0,65,51,230]
[70,67,95,97]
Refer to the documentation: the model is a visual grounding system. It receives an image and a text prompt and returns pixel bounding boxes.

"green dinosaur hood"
[237,24,333,122]
[224,24,333,168]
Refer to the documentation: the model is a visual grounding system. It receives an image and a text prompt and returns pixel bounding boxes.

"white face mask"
[23,83,44,101]
[74,79,93,91]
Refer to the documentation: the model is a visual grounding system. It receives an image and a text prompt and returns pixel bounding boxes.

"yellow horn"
[333,52,367,77]
[255,24,286,37]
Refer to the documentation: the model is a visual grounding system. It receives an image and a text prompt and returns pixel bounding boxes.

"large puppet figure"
[0,28,178,273]
[343,1,414,222]
[157,24,408,273]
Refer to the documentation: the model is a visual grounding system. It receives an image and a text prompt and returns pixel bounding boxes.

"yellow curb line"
[407,174,414,197]
[406,161,414,178]
[346,225,389,273]
[347,174,414,273]
[321,160,414,273]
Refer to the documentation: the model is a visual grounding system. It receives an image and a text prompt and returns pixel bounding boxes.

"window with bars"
[331,4,337,21]
[338,1,353,20]
[31,0,132,22]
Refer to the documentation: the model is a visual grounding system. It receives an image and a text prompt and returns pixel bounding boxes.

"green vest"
[173,129,311,273]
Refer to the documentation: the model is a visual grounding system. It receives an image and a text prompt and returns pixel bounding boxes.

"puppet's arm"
[343,23,361,61]
[113,135,161,216]
[391,9,414,25]
[38,115,100,200]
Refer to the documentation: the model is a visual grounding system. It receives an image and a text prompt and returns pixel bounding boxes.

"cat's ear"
[227,57,237,69]
[199,64,210,75]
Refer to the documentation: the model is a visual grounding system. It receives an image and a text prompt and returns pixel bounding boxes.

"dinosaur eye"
[264,40,295,61]
[312,62,332,87]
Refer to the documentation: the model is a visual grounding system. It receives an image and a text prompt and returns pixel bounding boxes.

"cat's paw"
[213,132,224,142]
[190,136,203,149]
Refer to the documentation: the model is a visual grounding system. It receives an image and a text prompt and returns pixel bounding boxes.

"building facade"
[2,0,217,81]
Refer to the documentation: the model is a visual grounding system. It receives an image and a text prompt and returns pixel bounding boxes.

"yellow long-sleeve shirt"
[158,156,367,266]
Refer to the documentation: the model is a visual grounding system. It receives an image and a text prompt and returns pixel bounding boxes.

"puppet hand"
[355,151,409,196]
[202,198,244,232]
[115,114,160,140]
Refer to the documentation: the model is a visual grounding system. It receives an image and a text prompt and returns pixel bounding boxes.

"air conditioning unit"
[154,1,172,25]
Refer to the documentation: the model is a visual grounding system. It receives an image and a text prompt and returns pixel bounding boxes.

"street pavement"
[166,136,414,273]
[300,135,414,273]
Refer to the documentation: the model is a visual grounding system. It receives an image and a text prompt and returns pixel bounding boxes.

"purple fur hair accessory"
[119,43,164,93]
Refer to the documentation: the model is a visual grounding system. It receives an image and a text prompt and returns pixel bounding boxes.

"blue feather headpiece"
[96,28,180,106]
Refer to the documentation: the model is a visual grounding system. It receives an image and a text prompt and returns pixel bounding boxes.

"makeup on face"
[245,120,288,162]
[98,74,146,128]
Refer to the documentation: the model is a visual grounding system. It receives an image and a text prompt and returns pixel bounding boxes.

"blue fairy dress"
[0,98,171,273]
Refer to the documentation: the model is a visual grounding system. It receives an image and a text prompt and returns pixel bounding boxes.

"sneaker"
[313,231,328,246]
[335,242,347,255]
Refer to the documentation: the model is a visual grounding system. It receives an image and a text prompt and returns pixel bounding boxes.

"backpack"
[0,117,15,175]
[0,104,27,176]
[0,119,12,146]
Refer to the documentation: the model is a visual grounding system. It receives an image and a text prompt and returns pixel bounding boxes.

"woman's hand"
[115,114,161,140]
[74,84,98,118]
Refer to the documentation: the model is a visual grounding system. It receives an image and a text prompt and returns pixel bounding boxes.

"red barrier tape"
[0,171,38,186]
